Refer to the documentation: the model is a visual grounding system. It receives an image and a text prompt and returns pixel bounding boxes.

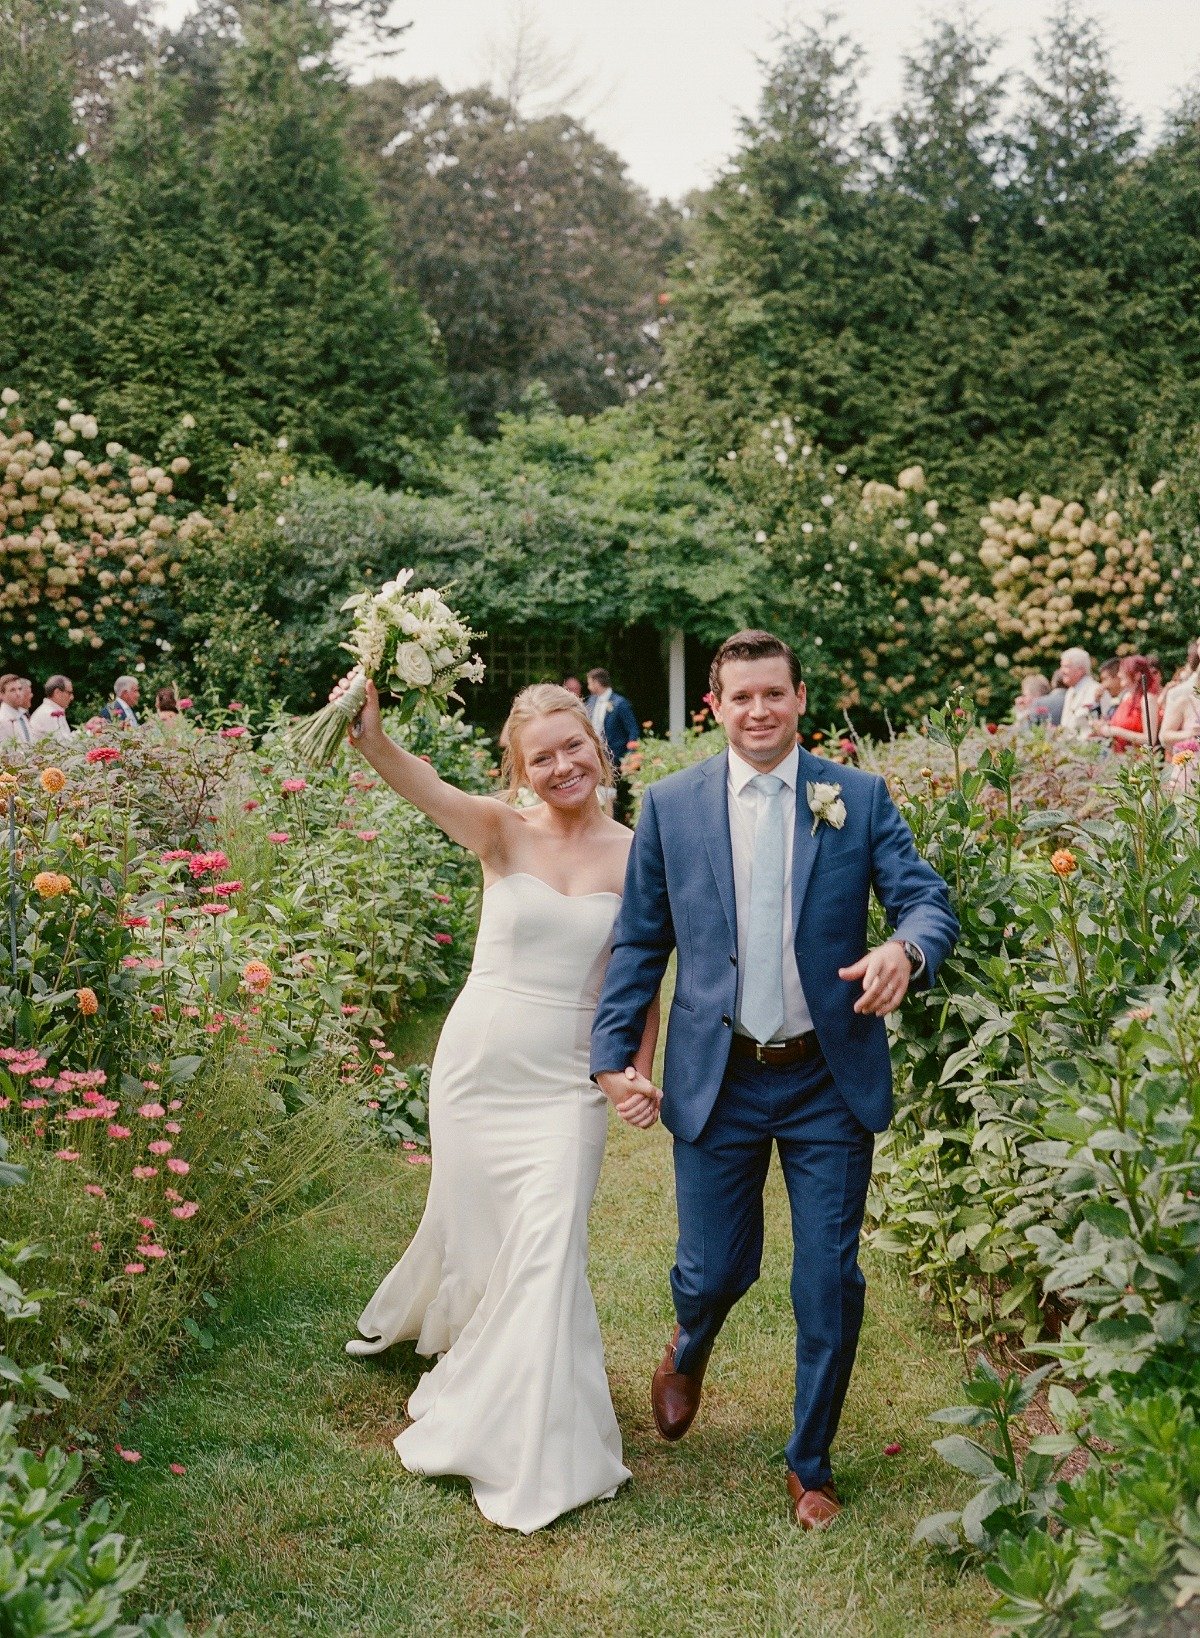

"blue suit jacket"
[594,692,640,768]
[590,747,958,1140]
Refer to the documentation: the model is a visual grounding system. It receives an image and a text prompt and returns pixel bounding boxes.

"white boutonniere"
[807,780,847,835]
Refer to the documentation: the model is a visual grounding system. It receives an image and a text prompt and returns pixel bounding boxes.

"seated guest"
[1058,647,1103,737]
[29,675,74,742]
[0,674,31,745]
[1097,657,1122,719]
[1014,673,1052,727]
[98,675,140,728]
[1158,643,1200,753]
[1094,655,1161,752]
[1041,669,1067,727]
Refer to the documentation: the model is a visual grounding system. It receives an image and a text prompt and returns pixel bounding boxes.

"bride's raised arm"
[331,673,511,864]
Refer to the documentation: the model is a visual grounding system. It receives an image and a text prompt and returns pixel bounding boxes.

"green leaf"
[931,1435,1002,1481]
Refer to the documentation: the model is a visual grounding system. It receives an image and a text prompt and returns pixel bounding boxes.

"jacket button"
[729,952,737,965]
[721,1014,732,1027]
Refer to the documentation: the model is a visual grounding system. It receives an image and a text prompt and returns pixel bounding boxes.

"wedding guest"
[1014,674,1052,727]
[562,675,584,699]
[0,674,31,746]
[98,675,140,728]
[1097,657,1122,718]
[1041,670,1067,728]
[1159,644,1200,753]
[155,687,180,722]
[587,667,640,820]
[1094,655,1161,752]
[1058,647,1102,737]
[28,675,74,742]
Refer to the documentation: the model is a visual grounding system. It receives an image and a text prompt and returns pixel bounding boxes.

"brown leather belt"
[729,1030,821,1068]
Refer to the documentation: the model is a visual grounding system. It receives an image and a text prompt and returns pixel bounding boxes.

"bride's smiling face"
[519,712,603,809]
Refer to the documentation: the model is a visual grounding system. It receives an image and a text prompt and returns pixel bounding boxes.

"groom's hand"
[597,1067,662,1130]
[839,941,912,1016]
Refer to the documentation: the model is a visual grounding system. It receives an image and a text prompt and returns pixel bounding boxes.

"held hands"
[330,672,383,748]
[838,940,912,1017]
[596,1067,662,1130]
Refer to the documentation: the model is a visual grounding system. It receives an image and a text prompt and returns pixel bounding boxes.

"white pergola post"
[668,628,686,741]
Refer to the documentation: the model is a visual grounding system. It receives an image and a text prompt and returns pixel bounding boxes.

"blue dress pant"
[669,1049,874,1490]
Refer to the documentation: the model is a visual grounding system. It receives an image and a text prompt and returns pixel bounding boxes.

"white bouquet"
[286,570,485,766]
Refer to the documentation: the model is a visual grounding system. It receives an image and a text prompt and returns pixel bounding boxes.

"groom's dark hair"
[709,630,803,699]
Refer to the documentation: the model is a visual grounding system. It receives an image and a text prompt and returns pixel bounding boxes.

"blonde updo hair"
[501,683,613,802]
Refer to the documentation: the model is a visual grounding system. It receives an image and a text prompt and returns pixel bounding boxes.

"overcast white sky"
[153,1,1200,200]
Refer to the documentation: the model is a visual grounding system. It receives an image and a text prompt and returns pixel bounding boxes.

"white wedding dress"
[346,871,631,1533]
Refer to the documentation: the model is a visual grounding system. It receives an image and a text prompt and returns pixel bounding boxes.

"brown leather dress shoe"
[787,1471,842,1530]
[651,1324,708,1441]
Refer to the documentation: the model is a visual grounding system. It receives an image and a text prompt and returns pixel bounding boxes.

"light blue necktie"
[740,773,786,1044]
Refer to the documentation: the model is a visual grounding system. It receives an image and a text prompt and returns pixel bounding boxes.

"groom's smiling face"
[713,657,806,771]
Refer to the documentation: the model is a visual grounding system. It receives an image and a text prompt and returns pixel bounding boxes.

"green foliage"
[913,1360,1069,1555]
[662,9,1200,509]
[349,77,678,435]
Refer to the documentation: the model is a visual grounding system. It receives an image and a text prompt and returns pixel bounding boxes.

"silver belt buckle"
[755,1040,769,1064]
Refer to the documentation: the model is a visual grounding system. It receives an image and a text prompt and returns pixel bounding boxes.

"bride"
[338,676,660,1534]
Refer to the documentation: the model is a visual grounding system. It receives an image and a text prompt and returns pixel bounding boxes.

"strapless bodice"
[466,872,619,1010]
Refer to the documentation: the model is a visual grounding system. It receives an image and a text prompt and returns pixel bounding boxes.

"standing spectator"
[98,675,141,728]
[1097,658,1122,718]
[0,674,31,746]
[1058,648,1102,736]
[1094,656,1161,753]
[562,675,584,700]
[29,675,74,743]
[1040,670,1068,728]
[155,687,180,721]
[587,667,640,820]
[1014,674,1052,727]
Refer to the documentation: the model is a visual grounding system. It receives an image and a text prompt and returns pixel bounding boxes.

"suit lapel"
[791,748,823,934]
[698,752,737,945]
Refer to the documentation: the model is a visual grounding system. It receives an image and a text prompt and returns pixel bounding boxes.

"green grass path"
[111,1047,992,1637]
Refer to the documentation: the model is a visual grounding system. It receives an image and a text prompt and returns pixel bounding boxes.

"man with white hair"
[29,675,74,743]
[98,675,140,728]
[1058,648,1102,736]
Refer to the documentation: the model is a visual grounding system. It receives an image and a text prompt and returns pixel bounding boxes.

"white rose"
[432,646,455,671]
[392,642,434,688]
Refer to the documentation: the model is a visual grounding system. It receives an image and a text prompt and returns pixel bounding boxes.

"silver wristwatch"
[900,939,923,971]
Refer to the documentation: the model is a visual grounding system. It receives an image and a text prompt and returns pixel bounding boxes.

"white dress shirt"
[727,744,814,1041]
[1060,675,1102,737]
[0,703,31,745]
[588,687,612,734]
[28,699,71,743]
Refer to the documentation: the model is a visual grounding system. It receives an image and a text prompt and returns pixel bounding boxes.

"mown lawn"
[111,1005,992,1638]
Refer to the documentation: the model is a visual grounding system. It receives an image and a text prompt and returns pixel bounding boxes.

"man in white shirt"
[1058,647,1102,737]
[29,675,74,743]
[0,674,32,747]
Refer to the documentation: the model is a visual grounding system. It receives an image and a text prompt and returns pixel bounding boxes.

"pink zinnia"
[165,1120,181,1134]
[107,1123,132,1140]
[432,892,451,904]
[123,915,151,928]
[170,1462,187,1475]
[137,1243,167,1259]
[243,799,260,812]
[131,1166,159,1180]
[211,881,242,896]
[178,698,193,710]
[85,1183,106,1198]
[166,1157,190,1175]
[219,725,248,738]
[138,1102,165,1118]
[123,1263,146,1275]
[54,1149,80,1162]
[116,1446,141,1461]
[163,1187,182,1202]
[188,850,230,877]
[85,746,121,764]
[267,832,290,844]
[147,1139,172,1156]
[21,1097,49,1110]
[281,778,307,794]
[168,1098,183,1110]
[199,903,232,916]
[138,1216,155,1230]
[356,830,380,841]
[172,1201,199,1220]
[434,932,453,945]
[90,1239,103,1252]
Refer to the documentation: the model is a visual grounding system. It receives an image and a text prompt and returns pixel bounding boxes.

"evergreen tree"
[88,69,250,485]
[207,0,452,484]
[0,0,94,409]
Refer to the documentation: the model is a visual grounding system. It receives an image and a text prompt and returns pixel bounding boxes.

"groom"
[591,630,957,1528]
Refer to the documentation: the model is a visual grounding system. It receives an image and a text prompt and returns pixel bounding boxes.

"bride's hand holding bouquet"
[286,570,484,767]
